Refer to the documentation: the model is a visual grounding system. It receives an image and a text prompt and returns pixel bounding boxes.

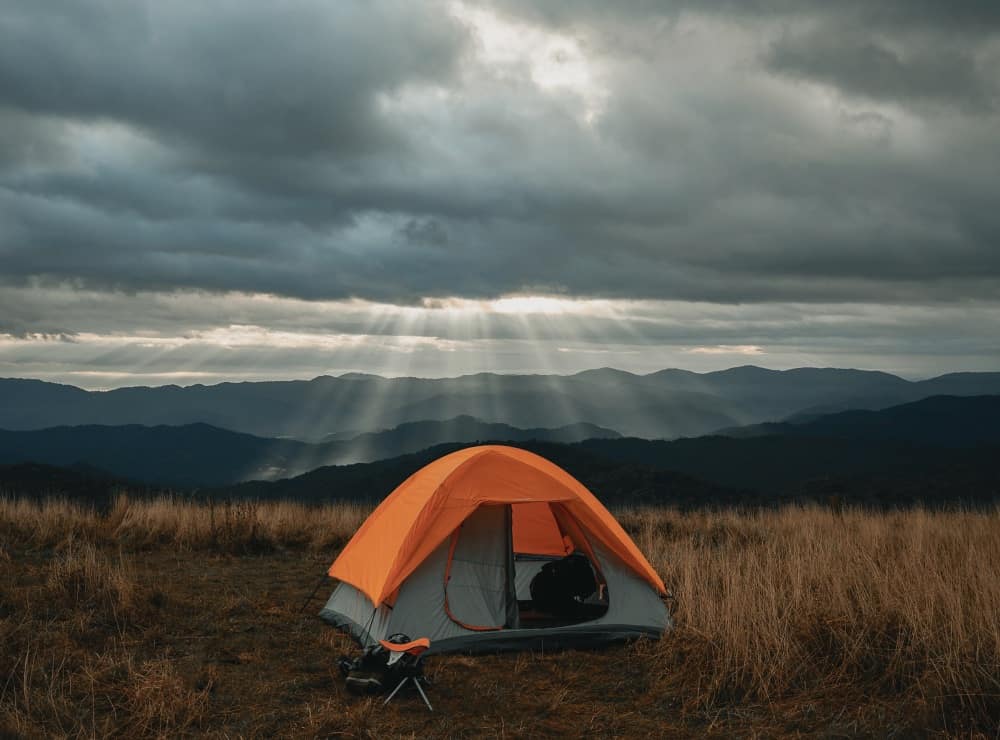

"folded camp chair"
[380,637,432,711]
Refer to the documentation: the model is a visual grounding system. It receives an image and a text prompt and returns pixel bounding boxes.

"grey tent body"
[320,504,671,654]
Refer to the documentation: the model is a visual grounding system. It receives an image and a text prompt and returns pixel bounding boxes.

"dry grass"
[45,539,138,630]
[620,506,1000,732]
[0,495,369,552]
[1,496,998,736]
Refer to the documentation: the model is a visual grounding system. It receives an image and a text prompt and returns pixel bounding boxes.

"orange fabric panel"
[549,502,603,580]
[512,502,570,556]
[378,637,430,653]
[327,445,667,604]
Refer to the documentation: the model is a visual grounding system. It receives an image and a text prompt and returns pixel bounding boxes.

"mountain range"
[4,366,1000,440]
[714,394,1000,448]
[207,394,1000,506]
[1,394,997,507]
[0,416,618,487]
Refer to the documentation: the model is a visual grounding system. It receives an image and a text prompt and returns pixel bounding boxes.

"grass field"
[2,497,998,737]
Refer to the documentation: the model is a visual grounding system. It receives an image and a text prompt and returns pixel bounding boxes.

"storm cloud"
[0,1,998,383]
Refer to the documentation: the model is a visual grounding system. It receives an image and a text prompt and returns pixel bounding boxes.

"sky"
[1,1,999,388]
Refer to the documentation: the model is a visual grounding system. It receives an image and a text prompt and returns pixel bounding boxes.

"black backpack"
[529,552,598,616]
[339,643,391,694]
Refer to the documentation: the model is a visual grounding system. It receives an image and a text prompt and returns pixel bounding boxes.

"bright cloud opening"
[449,1,608,123]
[685,345,765,356]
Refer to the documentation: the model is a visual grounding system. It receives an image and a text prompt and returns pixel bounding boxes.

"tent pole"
[299,572,330,613]
[504,504,519,629]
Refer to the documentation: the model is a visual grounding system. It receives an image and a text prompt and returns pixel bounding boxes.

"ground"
[0,547,962,738]
[2,499,997,737]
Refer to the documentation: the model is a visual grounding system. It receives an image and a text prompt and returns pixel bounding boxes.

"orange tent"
[322,446,670,653]
[329,445,665,605]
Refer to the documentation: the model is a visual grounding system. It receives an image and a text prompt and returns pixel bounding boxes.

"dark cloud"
[0,0,998,375]
[496,1,1000,34]
[401,218,451,248]
[0,0,463,158]
[766,32,996,112]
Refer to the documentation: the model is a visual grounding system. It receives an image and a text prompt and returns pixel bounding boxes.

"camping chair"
[379,636,433,711]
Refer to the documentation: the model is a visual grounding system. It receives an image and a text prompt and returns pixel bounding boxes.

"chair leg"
[383,677,408,705]
[382,675,433,712]
[413,677,433,712]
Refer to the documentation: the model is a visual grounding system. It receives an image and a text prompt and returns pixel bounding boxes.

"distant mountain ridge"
[0,462,131,500]
[714,395,1000,447]
[208,423,1000,509]
[5,430,998,510]
[0,416,620,487]
[330,416,619,459]
[1,366,999,441]
[1,394,997,508]
[575,394,1000,491]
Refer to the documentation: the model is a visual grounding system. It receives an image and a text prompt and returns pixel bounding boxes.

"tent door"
[444,504,517,631]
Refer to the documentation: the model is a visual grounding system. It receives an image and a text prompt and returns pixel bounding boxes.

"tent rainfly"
[321,445,671,653]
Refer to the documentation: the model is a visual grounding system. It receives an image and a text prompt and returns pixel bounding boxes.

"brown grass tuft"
[121,657,213,736]
[0,497,104,548]
[45,539,137,625]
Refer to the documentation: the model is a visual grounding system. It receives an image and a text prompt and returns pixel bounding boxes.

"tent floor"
[516,600,609,628]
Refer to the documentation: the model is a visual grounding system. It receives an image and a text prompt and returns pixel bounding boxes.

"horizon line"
[3,363,997,392]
